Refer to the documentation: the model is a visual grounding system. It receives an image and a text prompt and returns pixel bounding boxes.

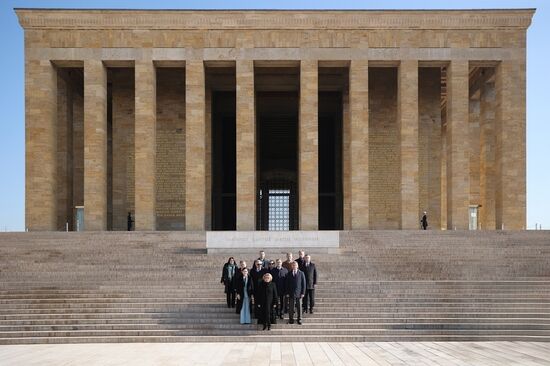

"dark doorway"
[211,91,236,230]
[256,92,299,230]
[318,91,343,230]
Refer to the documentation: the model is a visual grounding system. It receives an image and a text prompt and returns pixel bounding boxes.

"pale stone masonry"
[446,60,470,230]
[134,61,156,231]
[184,61,206,230]
[17,8,533,231]
[83,60,107,231]
[236,60,255,231]
[25,60,57,231]
[399,60,420,230]
[349,60,370,230]
[299,60,319,230]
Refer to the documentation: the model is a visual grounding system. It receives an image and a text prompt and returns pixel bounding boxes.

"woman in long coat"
[220,257,237,308]
[255,273,279,330]
[235,267,254,324]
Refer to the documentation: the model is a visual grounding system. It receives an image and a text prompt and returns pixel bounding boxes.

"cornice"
[15,9,535,31]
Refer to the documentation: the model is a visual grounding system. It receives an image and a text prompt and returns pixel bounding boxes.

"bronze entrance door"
[258,180,298,231]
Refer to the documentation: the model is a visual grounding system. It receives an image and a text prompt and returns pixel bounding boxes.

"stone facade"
[18,9,533,231]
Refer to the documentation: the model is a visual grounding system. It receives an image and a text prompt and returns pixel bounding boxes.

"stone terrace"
[0,231,549,344]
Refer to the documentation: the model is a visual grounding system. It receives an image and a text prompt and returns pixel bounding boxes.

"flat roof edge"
[13,8,537,11]
[15,8,535,31]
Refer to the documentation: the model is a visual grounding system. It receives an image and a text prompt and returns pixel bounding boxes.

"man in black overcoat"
[302,254,318,314]
[295,250,306,271]
[285,261,306,325]
[270,258,288,319]
[250,260,267,319]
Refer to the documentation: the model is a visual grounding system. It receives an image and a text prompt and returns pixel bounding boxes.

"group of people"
[221,250,318,330]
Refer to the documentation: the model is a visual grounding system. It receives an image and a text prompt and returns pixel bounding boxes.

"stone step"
[2,312,549,320]
[2,327,550,337]
[2,334,550,345]
[3,282,549,288]
[2,303,549,311]
[2,322,550,332]
[1,329,550,340]
[3,297,549,304]
[2,317,549,326]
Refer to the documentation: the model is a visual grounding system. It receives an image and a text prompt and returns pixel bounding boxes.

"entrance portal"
[256,91,299,230]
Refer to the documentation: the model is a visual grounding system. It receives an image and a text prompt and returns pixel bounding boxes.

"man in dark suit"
[285,261,306,325]
[302,254,318,314]
[295,250,306,271]
[257,250,270,268]
[270,258,288,319]
[250,260,267,319]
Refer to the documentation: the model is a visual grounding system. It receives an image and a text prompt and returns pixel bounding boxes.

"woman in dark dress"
[220,257,237,308]
[255,273,279,330]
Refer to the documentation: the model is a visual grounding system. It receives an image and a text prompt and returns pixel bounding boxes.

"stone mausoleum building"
[17,8,532,232]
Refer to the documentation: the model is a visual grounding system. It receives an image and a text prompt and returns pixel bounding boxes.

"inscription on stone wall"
[207,231,340,249]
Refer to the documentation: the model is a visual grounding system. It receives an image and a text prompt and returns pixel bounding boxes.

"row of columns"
[25,59,526,231]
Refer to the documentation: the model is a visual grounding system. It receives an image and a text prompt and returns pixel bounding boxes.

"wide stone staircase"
[0,230,549,344]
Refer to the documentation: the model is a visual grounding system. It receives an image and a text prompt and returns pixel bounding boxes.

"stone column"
[236,60,256,230]
[83,60,107,231]
[185,61,206,230]
[342,89,351,230]
[134,61,157,230]
[398,60,420,229]
[469,97,481,210]
[111,70,135,231]
[419,67,442,230]
[25,60,57,231]
[349,60,369,229]
[495,60,526,230]
[479,79,496,229]
[57,72,73,231]
[299,60,319,230]
[446,60,470,230]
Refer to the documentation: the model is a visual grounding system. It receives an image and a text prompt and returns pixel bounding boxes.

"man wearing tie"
[302,254,318,314]
[257,250,269,269]
[285,261,306,325]
[270,258,288,319]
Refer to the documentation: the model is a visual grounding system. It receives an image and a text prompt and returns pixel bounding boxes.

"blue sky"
[0,0,548,231]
